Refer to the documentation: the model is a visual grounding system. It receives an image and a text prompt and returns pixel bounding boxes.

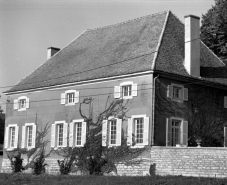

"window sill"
[65,103,76,106]
[18,108,27,111]
[170,98,183,103]
[6,148,17,151]
[120,96,133,100]
[130,145,146,148]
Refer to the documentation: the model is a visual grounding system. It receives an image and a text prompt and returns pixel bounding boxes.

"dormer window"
[14,96,29,111]
[167,83,188,102]
[114,81,137,99]
[61,90,79,105]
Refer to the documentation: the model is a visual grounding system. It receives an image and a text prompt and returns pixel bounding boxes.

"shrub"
[32,150,48,175]
[9,153,25,173]
[57,156,75,175]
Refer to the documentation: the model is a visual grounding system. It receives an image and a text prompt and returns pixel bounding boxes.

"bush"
[32,151,48,175]
[57,156,75,175]
[10,153,25,173]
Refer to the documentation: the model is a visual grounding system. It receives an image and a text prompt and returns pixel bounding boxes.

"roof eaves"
[151,10,170,71]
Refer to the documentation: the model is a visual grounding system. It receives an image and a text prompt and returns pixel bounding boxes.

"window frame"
[61,90,79,106]
[114,81,137,100]
[14,96,29,111]
[22,123,36,150]
[5,124,18,150]
[120,81,133,99]
[57,123,64,147]
[167,83,188,102]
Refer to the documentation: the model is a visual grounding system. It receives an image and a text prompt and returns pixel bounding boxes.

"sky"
[0,0,215,112]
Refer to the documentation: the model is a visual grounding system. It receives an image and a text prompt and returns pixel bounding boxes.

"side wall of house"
[2,74,153,173]
[154,76,227,147]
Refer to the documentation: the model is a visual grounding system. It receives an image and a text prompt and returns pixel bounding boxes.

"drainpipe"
[151,74,159,146]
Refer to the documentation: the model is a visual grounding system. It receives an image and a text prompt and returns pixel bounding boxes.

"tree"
[201,0,227,62]
[56,97,147,175]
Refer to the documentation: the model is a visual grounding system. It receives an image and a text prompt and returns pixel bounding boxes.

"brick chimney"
[47,47,60,59]
[184,15,200,77]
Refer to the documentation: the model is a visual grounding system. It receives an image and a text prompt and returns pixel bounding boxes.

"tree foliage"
[201,0,227,62]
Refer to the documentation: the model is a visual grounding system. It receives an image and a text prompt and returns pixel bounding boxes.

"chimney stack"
[184,15,200,77]
[47,47,60,59]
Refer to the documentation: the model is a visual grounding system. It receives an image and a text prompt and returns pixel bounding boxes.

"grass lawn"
[0,173,227,185]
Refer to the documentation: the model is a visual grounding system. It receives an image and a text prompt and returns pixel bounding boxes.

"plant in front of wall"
[32,148,48,175]
[55,96,148,175]
[8,152,25,173]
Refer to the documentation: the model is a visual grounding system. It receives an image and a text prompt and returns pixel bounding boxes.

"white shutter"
[74,91,79,104]
[31,125,36,148]
[116,119,122,146]
[114,86,121,99]
[167,85,173,98]
[63,122,68,147]
[224,97,227,108]
[14,99,18,110]
[21,126,26,148]
[14,126,19,148]
[51,124,56,147]
[132,84,137,97]
[166,118,172,146]
[81,122,87,146]
[182,121,188,146]
[183,88,188,101]
[26,97,30,108]
[143,117,149,145]
[69,122,74,147]
[102,120,108,146]
[127,118,133,146]
[4,126,9,148]
[61,93,66,104]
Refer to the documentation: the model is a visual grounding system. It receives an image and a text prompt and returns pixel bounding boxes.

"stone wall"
[150,147,227,178]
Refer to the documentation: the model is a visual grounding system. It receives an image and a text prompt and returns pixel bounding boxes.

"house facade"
[2,10,227,175]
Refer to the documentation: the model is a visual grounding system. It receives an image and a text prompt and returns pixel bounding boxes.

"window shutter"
[167,85,173,98]
[127,118,133,146]
[143,117,149,145]
[224,97,227,108]
[21,126,26,148]
[182,121,188,146]
[61,93,66,104]
[166,118,172,146]
[26,98,30,108]
[114,86,121,99]
[31,125,36,148]
[102,120,107,146]
[224,127,227,147]
[51,124,56,147]
[14,99,18,110]
[74,91,79,104]
[132,84,138,97]
[116,119,122,146]
[81,122,87,147]
[14,126,19,148]
[63,122,68,147]
[4,126,9,148]
[183,88,188,101]
[69,122,74,147]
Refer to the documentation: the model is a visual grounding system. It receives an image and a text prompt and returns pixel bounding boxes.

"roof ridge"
[86,10,169,32]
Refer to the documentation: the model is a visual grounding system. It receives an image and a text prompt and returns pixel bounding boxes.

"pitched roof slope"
[7,11,168,93]
[155,12,227,86]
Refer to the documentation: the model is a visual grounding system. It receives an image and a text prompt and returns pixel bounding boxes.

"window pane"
[19,99,26,109]
[109,120,117,144]
[122,85,132,97]
[76,122,82,145]
[58,124,63,146]
[173,87,181,99]
[135,118,143,144]
[27,126,33,147]
[67,93,75,104]
[171,120,181,146]
[10,127,15,148]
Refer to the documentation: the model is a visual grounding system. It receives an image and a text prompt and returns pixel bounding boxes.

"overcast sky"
[0,0,215,111]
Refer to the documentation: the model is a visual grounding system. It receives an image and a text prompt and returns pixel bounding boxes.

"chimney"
[47,47,60,59]
[184,15,200,77]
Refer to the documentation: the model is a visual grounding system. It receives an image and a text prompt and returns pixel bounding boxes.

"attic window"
[114,81,137,99]
[61,90,79,105]
[14,96,29,111]
[167,84,188,102]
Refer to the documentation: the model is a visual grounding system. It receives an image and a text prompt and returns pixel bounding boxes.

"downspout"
[151,74,159,146]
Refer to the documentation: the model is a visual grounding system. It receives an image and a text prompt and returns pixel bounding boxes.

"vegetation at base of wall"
[5,122,52,175]
[0,173,227,185]
[8,153,25,173]
[55,97,147,175]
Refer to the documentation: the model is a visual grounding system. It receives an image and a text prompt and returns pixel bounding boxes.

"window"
[14,96,29,111]
[4,124,19,150]
[114,81,137,99]
[69,119,86,147]
[224,96,227,108]
[102,118,122,147]
[127,115,149,147]
[21,123,36,149]
[167,84,188,102]
[51,121,68,148]
[166,118,188,147]
[61,90,79,105]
